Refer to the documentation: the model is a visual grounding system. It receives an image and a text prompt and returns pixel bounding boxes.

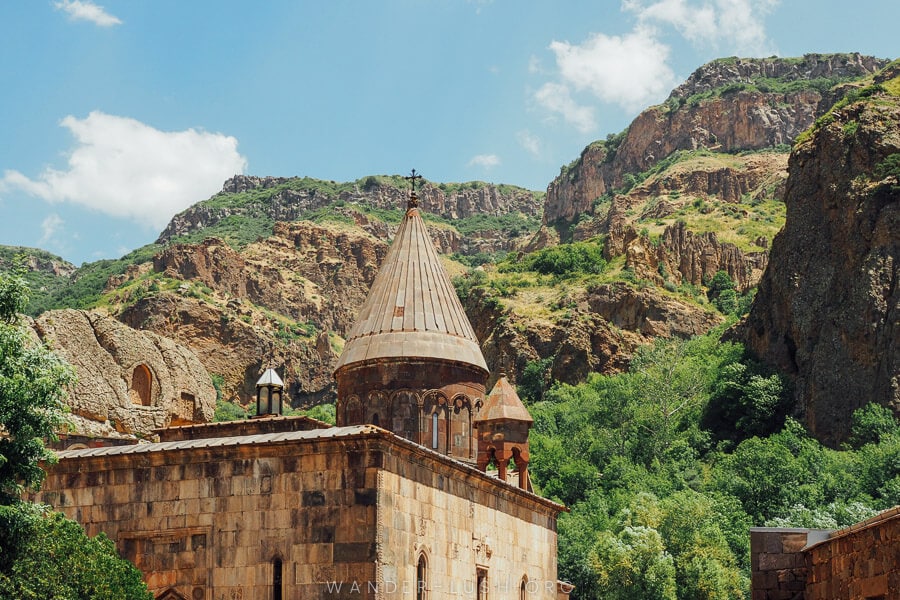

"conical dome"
[334,206,488,374]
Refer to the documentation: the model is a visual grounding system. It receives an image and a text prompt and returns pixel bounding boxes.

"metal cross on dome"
[405,169,422,209]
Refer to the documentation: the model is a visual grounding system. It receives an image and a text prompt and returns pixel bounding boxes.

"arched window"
[432,412,439,449]
[372,412,380,427]
[520,576,528,600]
[416,554,427,600]
[129,364,152,406]
[273,557,283,600]
[477,568,488,600]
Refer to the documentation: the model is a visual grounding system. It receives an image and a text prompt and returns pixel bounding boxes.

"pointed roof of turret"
[476,373,533,423]
[256,368,284,388]
[334,190,488,374]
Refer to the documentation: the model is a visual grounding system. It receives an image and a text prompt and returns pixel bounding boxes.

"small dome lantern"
[255,368,284,417]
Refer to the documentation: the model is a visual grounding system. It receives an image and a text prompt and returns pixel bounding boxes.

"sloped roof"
[255,368,284,387]
[334,206,488,373]
[476,374,533,423]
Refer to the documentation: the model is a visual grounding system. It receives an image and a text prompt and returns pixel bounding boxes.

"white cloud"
[54,0,122,27]
[2,111,247,230]
[517,130,541,157]
[534,82,597,133]
[547,26,676,112]
[468,154,501,169]
[625,0,779,56]
[531,0,780,131]
[39,213,64,245]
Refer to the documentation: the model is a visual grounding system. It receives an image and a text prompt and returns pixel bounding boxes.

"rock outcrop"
[545,54,887,226]
[119,221,390,406]
[465,280,722,386]
[31,309,215,437]
[158,176,542,249]
[736,82,900,444]
[611,221,768,293]
[151,222,385,336]
[0,245,76,277]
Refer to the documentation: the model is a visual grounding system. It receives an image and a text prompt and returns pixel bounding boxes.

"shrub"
[505,241,607,278]
[0,504,152,599]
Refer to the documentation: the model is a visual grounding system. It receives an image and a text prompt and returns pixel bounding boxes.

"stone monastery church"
[35,187,571,600]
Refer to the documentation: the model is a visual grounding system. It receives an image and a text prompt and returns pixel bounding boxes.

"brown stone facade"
[336,359,486,463]
[35,425,563,600]
[750,507,900,600]
[806,508,900,600]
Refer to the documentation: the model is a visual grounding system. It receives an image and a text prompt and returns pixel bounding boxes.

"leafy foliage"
[500,240,606,277]
[0,503,152,599]
[0,266,75,502]
[528,330,899,599]
[284,403,337,424]
[519,358,553,402]
[0,269,150,598]
[874,153,900,179]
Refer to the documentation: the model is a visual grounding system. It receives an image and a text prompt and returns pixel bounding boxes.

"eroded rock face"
[586,282,723,338]
[121,221,391,406]
[545,54,887,226]
[736,91,900,445]
[465,281,722,387]
[120,292,338,407]
[611,221,768,293]
[32,309,215,437]
[159,177,542,244]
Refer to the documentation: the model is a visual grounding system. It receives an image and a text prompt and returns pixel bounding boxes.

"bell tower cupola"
[475,372,533,490]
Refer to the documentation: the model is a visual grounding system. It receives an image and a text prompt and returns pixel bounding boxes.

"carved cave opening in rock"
[130,364,153,406]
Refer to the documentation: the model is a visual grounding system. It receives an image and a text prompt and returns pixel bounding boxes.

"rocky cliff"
[545,53,887,226]
[157,175,542,256]
[116,221,389,406]
[464,279,723,386]
[540,54,887,296]
[31,309,215,437]
[736,72,900,444]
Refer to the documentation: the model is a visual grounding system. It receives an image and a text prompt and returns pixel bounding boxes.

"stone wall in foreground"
[750,506,900,600]
[34,427,564,600]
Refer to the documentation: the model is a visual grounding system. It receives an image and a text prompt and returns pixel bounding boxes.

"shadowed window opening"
[130,364,152,406]
[417,554,427,600]
[273,557,283,600]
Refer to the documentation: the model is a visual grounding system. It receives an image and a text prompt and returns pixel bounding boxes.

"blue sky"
[1,0,897,266]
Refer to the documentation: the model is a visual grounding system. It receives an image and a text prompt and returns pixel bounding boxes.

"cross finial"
[405,169,422,209]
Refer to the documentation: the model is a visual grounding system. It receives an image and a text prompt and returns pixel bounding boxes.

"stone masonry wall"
[35,437,381,600]
[805,508,900,600]
[750,508,900,600]
[34,430,562,600]
[377,450,560,600]
[750,528,822,600]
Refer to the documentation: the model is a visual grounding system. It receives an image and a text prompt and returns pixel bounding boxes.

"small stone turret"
[475,373,533,490]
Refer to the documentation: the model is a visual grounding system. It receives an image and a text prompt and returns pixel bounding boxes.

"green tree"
[657,491,749,599]
[0,265,152,599]
[0,503,151,599]
[592,526,677,600]
[706,270,738,314]
[847,402,899,448]
[0,265,74,502]
[625,338,712,466]
[702,359,791,446]
[519,357,553,402]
